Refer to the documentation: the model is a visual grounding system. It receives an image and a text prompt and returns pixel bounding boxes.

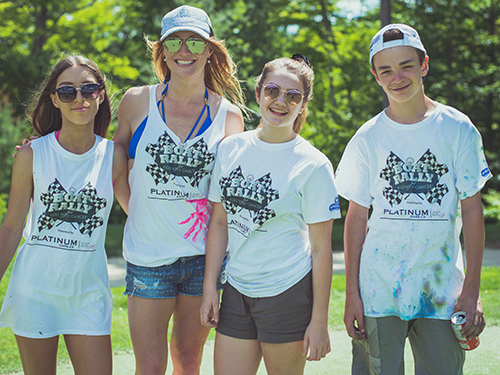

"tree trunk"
[32,4,48,55]
[320,0,336,107]
[380,0,391,107]
[381,0,391,26]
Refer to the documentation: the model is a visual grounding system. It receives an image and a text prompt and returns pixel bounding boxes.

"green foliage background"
[0,0,499,223]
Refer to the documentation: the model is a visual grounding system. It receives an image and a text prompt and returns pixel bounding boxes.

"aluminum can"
[451,311,480,350]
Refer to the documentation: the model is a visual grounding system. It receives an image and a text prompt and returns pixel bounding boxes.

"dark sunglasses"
[55,83,103,103]
[263,84,303,106]
[163,37,207,55]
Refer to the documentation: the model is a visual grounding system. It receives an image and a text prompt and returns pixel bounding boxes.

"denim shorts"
[124,255,226,299]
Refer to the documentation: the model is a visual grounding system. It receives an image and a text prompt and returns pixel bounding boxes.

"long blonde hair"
[146,36,246,112]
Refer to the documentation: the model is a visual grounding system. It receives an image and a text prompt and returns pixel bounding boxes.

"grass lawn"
[1,260,499,374]
[0,220,499,373]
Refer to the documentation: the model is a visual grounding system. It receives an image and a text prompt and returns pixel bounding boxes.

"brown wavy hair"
[28,54,111,137]
[146,36,247,114]
[255,56,314,134]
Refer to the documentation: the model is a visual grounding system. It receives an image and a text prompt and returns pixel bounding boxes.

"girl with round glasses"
[112,5,246,374]
[200,55,341,375]
[0,55,129,374]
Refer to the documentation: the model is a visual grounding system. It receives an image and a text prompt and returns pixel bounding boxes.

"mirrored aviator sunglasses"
[263,84,303,106]
[163,37,207,55]
[55,83,103,103]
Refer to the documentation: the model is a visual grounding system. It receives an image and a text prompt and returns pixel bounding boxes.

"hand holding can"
[451,311,480,350]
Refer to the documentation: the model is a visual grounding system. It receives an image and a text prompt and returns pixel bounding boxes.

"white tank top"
[0,133,114,338]
[123,85,228,267]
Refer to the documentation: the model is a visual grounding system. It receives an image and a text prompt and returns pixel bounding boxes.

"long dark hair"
[28,55,111,137]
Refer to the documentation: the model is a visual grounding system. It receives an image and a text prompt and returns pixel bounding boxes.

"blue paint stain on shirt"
[393,281,402,299]
[419,291,436,316]
[440,246,451,262]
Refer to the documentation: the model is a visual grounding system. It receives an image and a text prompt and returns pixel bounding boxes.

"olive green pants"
[351,316,465,375]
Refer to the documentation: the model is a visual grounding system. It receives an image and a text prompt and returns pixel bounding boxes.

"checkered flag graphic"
[146,163,170,185]
[426,184,449,205]
[220,167,244,214]
[146,133,175,185]
[382,187,404,207]
[418,149,449,177]
[254,173,279,203]
[80,216,104,236]
[191,139,215,165]
[253,207,276,226]
[380,152,403,181]
[220,168,279,227]
[40,179,66,205]
[37,180,107,236]
[80,183,107,211]
[38,213,57,232]
[188,139,214,187]
[250,173,279,225]
[146,132,214,187]
[38,179,66,231]
[146,132,173,158]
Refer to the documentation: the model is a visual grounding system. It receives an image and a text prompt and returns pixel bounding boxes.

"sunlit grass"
[1,260,498,373]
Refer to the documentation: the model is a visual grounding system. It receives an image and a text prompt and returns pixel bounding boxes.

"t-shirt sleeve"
[301,161,341,224]
[455,124,492,200]
[334,135,372,208]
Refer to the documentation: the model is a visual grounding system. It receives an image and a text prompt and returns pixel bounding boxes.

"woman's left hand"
[303,321,331,361]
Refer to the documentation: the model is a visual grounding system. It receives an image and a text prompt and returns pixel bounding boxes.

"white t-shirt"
[209,130,341,298]
[335,103,492,320]
[123,85,228,267]
[0,133,113,338]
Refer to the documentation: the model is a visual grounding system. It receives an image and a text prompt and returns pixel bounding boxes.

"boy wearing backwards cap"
[335,24,491,374]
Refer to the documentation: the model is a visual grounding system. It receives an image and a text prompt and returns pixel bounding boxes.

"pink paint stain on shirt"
[178,198,209,242]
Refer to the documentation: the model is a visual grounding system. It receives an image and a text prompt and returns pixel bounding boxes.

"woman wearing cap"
[200,55,340,374]
[113,5,245,374]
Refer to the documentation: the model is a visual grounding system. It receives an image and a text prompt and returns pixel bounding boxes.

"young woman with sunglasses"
[200,55,341,375]
[0,55,129,374]
[112,5,245,374]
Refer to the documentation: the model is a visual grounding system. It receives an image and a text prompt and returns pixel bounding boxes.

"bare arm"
[454,192,486,339]
[112,87,150,170]
[0,145,34,281]
[112,143,130,215]
[343,200,369,340]
[303,219,333,361]
[200,202,228,328]
[223,103,244,138]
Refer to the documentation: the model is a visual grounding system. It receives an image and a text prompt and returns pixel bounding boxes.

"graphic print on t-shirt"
[379,149,449,207]
[220,166,279,226]
[38,179,106,236]
[145,131,215,187]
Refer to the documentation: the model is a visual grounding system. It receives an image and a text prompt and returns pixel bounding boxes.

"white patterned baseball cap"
[160,5,213,41]
[369,24,426,63]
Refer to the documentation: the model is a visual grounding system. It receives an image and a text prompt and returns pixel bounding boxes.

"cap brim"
[160,26,210,41]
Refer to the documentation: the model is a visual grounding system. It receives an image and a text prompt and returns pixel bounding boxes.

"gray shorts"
[352,316,465,375]
[216,272,312,344]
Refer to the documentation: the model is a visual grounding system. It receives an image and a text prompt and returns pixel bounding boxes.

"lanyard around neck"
[157,81,210,143]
